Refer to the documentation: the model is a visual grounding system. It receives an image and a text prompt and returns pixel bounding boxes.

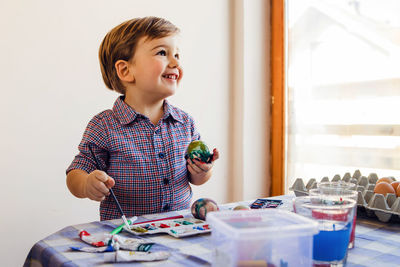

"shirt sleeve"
[66,115,109,174]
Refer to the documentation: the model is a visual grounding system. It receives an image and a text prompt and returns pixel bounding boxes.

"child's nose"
[168,57,179,68]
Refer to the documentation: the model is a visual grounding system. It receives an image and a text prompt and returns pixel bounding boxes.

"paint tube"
[79,230,110,247]
[104,250,171,262]
[78,230,153,252]
[112,235,154,252]
[71,245,116,253]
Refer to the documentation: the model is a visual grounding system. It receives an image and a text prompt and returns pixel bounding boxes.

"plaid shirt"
[67,96,200,220]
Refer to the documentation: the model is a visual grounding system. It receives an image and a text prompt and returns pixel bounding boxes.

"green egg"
[185,140,213,163]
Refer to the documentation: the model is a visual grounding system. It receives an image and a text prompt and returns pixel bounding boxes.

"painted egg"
[397,185,400,197]
[191,198,219,220]
[376,177,395,184]
[374,182,395,196]
[185,140,213,163]
[391,181,400,191]
[233,205,251,211]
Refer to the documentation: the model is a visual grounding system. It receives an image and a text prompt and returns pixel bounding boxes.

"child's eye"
[157,50,166,56]
[175,53,180,60]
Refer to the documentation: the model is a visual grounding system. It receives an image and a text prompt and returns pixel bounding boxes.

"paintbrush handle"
[88,146,128,219]
[109,188,126,217]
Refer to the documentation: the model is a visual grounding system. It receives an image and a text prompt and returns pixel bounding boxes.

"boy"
[66,17,219,221]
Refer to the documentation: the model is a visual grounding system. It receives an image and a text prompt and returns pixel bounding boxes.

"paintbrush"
[110,216,138,235]
[88,146,131,231]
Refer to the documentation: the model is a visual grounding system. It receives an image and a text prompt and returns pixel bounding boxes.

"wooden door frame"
[270,0,285,196]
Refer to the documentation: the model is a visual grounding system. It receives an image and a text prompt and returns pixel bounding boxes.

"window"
[285,0,400,192]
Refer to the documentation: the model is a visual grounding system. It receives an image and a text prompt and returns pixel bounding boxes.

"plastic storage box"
[207,209,319,267]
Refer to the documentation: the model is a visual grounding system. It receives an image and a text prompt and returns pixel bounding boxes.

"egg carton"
[289,170,400,223]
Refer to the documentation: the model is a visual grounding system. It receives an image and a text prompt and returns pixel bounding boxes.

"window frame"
[270,0,286,196]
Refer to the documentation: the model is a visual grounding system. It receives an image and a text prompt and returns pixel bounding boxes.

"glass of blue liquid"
[312,183,358,249]
[293,196,356,267]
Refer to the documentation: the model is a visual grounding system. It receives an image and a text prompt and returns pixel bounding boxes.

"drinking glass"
[316,182,358,249]
[293,196,356,267]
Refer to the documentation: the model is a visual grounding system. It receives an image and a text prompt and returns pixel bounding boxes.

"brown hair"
[99,17,179,94]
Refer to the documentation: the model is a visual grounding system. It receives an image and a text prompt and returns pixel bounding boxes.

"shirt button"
[158,152,165,159]
[163,178,169,185]
[163,204,170,211]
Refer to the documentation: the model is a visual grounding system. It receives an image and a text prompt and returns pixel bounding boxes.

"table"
[24,196,400,267]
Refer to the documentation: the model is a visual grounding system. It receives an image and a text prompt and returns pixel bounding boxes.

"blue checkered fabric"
[24,198,400,267]
[24,210,212,267]
[67,96,200,220]
[347,215,400,267]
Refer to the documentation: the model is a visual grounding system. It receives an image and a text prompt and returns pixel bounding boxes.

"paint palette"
[124,217,211,238]
[250,199,283,209]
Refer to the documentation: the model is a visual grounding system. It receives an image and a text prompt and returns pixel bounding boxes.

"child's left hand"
[187,148,219,185]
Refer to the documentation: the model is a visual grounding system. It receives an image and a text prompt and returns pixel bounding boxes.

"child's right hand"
[84,170,115,202]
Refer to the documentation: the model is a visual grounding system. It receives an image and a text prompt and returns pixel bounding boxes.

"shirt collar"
[112,96,139,125]
[113,96,183,125]
[163,99,184,124]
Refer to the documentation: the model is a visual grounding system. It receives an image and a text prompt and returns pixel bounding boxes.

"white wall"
[229,0,270,201]
[243,0,270,199]
[0,0,269,266]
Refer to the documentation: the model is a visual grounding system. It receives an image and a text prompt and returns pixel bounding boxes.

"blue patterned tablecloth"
[24,196,400,267]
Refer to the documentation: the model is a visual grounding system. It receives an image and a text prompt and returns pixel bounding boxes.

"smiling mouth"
[162,74,178,80]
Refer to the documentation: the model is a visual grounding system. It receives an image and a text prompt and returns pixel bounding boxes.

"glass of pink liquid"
[310,182,358,249]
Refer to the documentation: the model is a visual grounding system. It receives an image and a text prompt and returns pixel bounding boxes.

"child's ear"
[115,60,135,83]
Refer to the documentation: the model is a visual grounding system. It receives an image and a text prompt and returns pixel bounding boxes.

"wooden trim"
[270,0,285,196]
[228,0,244,202]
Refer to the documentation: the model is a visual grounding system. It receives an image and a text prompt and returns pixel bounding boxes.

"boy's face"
[128,34,182,99]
